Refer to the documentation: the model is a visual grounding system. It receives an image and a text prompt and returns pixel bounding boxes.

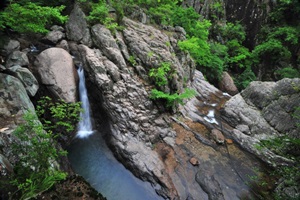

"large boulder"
[0,73,35,124]
[34,47,77,102]
[221,78,300,165]
[65,3,92,47]
[218,71,238,95]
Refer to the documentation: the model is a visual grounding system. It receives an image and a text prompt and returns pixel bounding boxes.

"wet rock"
[196,171,225,200]
[211,129,225,144]
[66,3,92,47]
[8,65,39,96]
[5,50,29,68]
[218,72,238,95]
[34,47,77,102]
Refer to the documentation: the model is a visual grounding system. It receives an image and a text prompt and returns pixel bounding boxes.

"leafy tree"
[0,2,67,33]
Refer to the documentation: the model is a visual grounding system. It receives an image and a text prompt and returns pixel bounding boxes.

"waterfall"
[77,66,94,138]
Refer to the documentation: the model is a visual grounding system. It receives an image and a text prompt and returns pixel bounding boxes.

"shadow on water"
[67,132,163,200]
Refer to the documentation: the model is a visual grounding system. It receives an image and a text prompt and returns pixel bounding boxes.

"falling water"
[77,66,94,138]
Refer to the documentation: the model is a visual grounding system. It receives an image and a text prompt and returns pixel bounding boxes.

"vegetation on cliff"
[1,0,299,88]
[6,97,81,199]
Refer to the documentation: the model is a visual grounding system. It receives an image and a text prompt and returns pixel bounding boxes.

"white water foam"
[77,67,94,138]
[204,110,219,125]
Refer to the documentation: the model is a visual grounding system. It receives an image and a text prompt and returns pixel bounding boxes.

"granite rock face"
[221,78,300,165]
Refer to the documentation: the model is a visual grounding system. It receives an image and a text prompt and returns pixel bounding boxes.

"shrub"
[10,112,67,200]
[36,96,82,142]
[275,67,300,79]
[149,62,171,87]
[234,66,256,90]
[0,2,67,33]
[150,88,196,108]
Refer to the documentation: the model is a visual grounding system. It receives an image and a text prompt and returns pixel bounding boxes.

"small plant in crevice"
[150,88,196,109]
[149,62,171,87]
[149,62,195,110]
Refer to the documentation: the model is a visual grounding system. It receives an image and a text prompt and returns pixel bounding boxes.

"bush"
[0,2,67,33]
[275,67,300,79]
[150,88,196,108]
[149,62,171,87]
[10,112,67,200]
[36,96,82,142]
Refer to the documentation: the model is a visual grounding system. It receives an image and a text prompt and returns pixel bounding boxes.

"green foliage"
[10,112,67,200]
[148,61,195,109]
[36,96,82,141]
[0,2,67,33]
[85,0,118,33]
[275,67,300,79]
[149,62,171,86]
[234,67,256,90]
[252,39,291,64]
[86,0,109,25]
[150,88,196,108]
[128,55,137,66]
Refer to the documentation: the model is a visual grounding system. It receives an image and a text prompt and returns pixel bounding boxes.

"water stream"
[68,67,162,200]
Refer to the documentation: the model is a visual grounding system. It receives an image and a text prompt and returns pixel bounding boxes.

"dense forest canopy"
[0,0,299,88]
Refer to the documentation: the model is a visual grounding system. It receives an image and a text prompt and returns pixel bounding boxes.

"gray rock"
[1,39,20,56]
[219,72,238,95]
[221,78,300,165]
[123,17,195,93]
[8,65,39,96]
[34,47,77,102]
[5,51,29,68]
[0,73,35,119]
[211,129,225,144]
[66,3,92,47]
[43,30,65,44]
[57,40,69,52]
[91,24,127,70]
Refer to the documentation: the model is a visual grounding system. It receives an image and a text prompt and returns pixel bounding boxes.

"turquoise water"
[68,132,163,200]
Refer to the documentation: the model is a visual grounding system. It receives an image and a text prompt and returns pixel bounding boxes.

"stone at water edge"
[225,139,233,144]
[211,129,225,144]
